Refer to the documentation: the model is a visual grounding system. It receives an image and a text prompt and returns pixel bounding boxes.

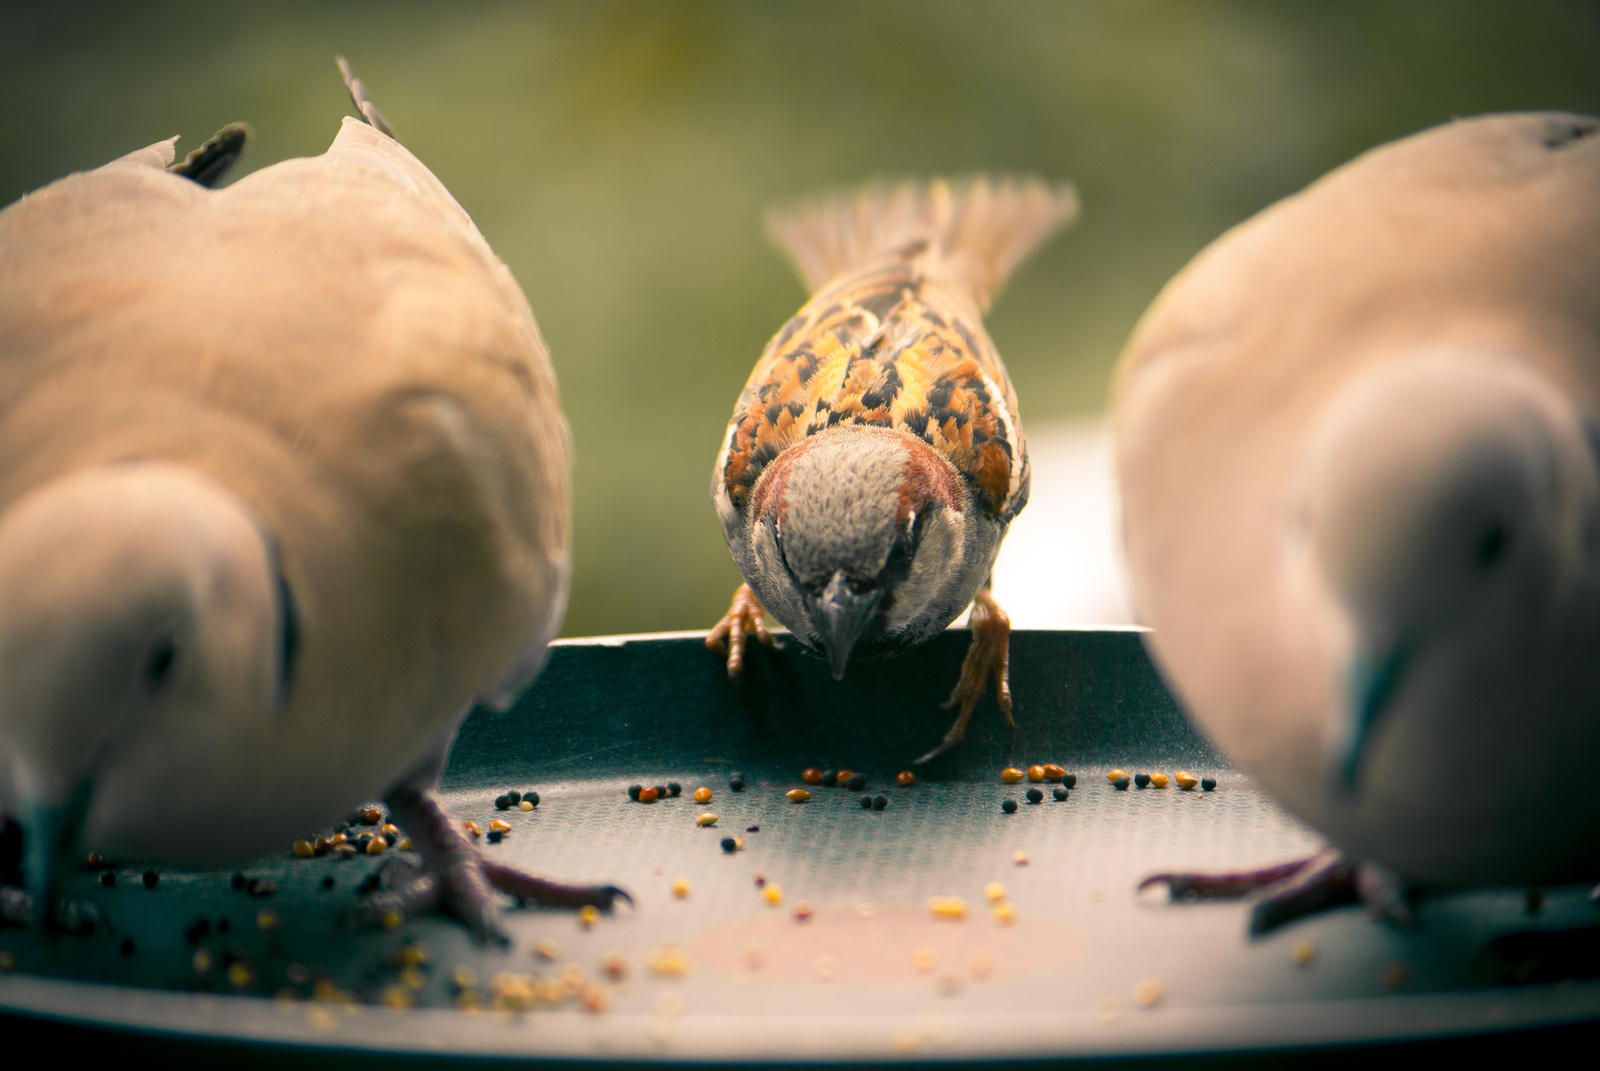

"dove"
[1115,112,1600,931]
[0,60,624,942]
[709,178,1076,763]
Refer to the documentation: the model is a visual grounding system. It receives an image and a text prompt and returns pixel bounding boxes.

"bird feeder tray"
[1,628,1596,1064]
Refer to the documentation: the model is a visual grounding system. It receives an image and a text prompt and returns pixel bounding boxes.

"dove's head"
[739,426,993,677]
[1290,351,1600,809]
[0,463,291,925]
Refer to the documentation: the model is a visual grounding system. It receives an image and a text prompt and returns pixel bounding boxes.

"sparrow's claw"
[707,583,780,679]
[1139,847,1413,934]
[917,588,1013,764]
[377,784,629,945]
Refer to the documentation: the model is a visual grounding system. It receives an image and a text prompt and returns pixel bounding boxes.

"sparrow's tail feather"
[766,176,1078,310]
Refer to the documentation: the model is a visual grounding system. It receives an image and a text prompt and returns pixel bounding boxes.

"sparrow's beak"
[811,570,884,681]
[1336,639,1411,791]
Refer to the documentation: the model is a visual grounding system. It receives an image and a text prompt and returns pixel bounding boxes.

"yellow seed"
[671,879,690,898]
[927,895,968,920]
[228,963,254,988]
[695,812,718,827]
[366,837,387,855]
[984,882,1008,902]
[785,788,811,803]
[381,984,414,1009]
[579,905,600,929]
[1108,768,1129,784]
[1013,850,1030,866]
[463,820,482,837]
[0,952,15,973]
[488,819,512,832]
[1150,773,1169,788]
[968,951,994,979]
[733,836,746,849]
[1131,977,1165,1007]
[519,800,534,811]
[399,965,425,989]
[1000,767,1025,784]
[393,943,430,967]
[693,787,713,803]
[647,944,692,977]
[193,949,214,974]
[911,947,937,972]
[398,838,413,851]
[992,901,1017,925]
[381,823,400,835]
[329,833,346,846]
[1174,771,1198,790]
[382,909,403,930]
[256,909,280,931]
[1291,941,1317,966]
[1027,765,1045,782]
[292,840,314,858]
[763,884,784,906]
[453,965,479,989]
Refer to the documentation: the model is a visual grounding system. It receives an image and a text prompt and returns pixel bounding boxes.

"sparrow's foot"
[707,583,780,679]
[374,785,630,946]
[916,588,1014,764]
[1139,847,1414,934]
[0,885,30,928]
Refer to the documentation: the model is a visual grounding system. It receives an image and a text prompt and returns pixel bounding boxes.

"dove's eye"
[144,637,177,690]
[1473,522,1511,570]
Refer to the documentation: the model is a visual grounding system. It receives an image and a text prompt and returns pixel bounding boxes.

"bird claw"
[376,785,630,945]
[917,588,1013,764]
[707,583,780,679]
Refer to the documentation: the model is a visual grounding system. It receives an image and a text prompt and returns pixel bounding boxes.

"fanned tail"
[766,176,1078,310]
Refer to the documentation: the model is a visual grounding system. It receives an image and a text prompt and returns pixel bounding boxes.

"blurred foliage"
[2,1,1598,636]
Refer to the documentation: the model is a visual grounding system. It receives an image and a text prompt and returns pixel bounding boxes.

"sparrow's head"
[0,463,293,925]
[1288,351,1600,797]
[738,426,994,677]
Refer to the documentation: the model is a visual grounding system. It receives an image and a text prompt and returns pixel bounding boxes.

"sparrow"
[0,59,624,945]
[709,177,1077,762]
[1116,112,1600,931]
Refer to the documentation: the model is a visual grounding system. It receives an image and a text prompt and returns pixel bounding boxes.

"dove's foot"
[1139,847,1414,934]
[707,583,780,679]
[916,587,1015,765]
[375,785,629,946]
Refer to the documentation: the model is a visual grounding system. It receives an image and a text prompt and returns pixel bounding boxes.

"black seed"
[185,918,210,944]
[217,918,230,935]
[1053,787,1069,801]
[142,870,159,888]
[119,938,136,957]
[627,784,642,801]
[1526,887,1545,914]
[231,872,247,890]
[100,871,116,888]
[486,829,504,844]
[746,825,759,832]
[1113,776,1130,790]
[730,774,746,791]
[1063,774,1077,789]
[249,879,276,898]
[524,791,539,807]
[859,795,873,809]
[1134,774,1150,788]
[319,876,335,890]
[872,794,888,811]
[505,790,522,804]
[845,774,866,791]
[1026,787,1043,804]
[1001,800,1018,814]
[383,831,397,845]
[820,770,838,787]
[720,837,737,853]
[653,785,668,800]
[356,874,380,895]
[1201,778,1216,792]
[667,782,682,797]
[494,794,513,811]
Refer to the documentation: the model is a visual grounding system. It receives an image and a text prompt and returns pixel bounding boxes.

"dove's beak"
[810,571,884,681]
[1337,639,1412,791]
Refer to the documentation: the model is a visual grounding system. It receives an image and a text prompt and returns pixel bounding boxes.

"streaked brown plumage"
[711,178,1076,762]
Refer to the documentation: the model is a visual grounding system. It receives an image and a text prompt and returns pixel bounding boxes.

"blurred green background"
[3,1,1598,636]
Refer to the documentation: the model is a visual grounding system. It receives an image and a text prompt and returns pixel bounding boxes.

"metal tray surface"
[1,628,1597,1063]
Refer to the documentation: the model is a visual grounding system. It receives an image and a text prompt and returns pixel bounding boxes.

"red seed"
[639,787,659,803]
[801,768,823,785]
[896,770,915,786]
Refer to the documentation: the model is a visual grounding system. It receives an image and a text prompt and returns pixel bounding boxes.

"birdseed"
[142,870,159,888]
[992,901,1016,925]
[1013,851,1029,866]
[763,884,784,906]
[720,837,738,852]
[100,872,116,888]
[653,785,668,799]
[1291,941,1317,966]
[802,768,823,785]
[671,879,690,898]
[1134,773,1151,788]
[292,840,314,858]
[786,788,811,803]
[1150,773,1169,788]
[1042,764,1066,782]
[486,830,503,844]
[1107,769,1128,784]
[845,773,866,791]
[896,770,916,786]
[256,909,280,931]
[984,882,1007,902]
[523,791,540,807]
[628,784,642,801]
[1201,778,1216,792]
[836,769,856,783]
[667,782,682,797]
[647,945,693,978]
[872,794,889,810]
[362,809,383,825]
[1001,800,1018,813]
[1027,765,1045,782]
[1131,977,1165,1007]
[638,787,659,803]
[1174,771,1198,790]
[519,800,534,811]
[793,901,814,922]
[1025,787,1043,803]
[927,896,968,920]
[730,771,746,790]
[462,820,482,837]
[600,951,629,980]
[1112,776,1130,790]
[1052,787,1069,801]
[366,836,387,854]
[859,794,873,809]
[1000,768,1025,784]
[1063,774,1077,788]
[820,770,838,786]
[488,819,511,832]
[694,787,712,803]
[579,905,600,929]
[695,813,718,827]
